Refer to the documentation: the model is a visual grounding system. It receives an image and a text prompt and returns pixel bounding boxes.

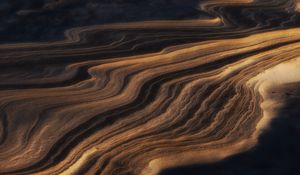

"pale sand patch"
[249,57,300,134]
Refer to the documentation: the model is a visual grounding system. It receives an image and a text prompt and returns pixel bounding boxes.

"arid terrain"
[0,0,299,175]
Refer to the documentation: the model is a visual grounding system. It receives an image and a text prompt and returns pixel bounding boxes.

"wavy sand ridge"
[0,0,300,175]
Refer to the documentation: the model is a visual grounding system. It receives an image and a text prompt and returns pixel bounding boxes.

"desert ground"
[0,0,299,175]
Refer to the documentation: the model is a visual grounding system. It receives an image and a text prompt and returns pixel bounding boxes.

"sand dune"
[0,0,299,175]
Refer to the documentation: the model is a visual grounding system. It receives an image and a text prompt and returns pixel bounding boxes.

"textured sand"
[0,0,300,175]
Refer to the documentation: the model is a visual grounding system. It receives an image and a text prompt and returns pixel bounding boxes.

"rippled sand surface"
[0,1,300,175]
